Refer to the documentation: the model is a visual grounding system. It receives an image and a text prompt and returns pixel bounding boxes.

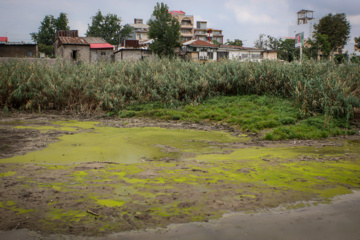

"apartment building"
[128,18,150,42]
[194,21,223,44]
[169,10,194,42]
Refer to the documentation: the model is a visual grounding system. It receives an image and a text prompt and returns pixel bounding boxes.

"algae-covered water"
[5,120,359,165]
[6,120,250,164]
[1,119,360,236]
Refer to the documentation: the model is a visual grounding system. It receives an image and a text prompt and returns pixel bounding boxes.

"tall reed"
[1,58,359,118]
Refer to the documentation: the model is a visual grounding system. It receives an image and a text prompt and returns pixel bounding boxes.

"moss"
[0,171,16,177]
[3,122,248,165]
[1,120,360,234]
[0,201,33,214]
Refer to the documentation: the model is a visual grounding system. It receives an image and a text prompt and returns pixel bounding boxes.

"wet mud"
[0,113,360,238]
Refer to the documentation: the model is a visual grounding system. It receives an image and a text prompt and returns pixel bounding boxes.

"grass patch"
[117,95,353,140]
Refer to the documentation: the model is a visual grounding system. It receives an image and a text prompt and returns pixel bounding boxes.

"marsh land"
[1,113,360,238]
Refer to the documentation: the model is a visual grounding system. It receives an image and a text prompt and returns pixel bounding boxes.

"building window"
[242,54,249,59]
[27,50,33,57]
[139,34,143,39]
[252,54,261,59]
[101,52,106,56]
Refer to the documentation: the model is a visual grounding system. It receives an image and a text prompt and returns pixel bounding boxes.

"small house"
[0,36,38,58]
[218,45,265,62]
[181,39,218,62]
[54,30,114,63]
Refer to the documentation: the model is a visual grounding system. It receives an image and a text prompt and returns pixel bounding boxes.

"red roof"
[184,39,218,48]
[169,10,185,15]
[0,37,8,42]
[90,43,114,49]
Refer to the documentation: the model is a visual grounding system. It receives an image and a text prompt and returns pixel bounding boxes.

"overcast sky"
[1,0,359,47]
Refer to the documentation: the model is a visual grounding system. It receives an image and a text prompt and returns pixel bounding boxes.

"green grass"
[118,95,353,139]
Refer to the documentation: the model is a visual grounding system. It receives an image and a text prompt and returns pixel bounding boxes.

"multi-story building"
[128,18,150,42]
[289,10,316,41]
[194,21,223,44]
[169,10,194,42]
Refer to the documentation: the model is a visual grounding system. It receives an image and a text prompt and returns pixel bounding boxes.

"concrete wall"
[0,57,57,65]
[185,52,199,62]
[90,49,114,63]
[263,51,278,60]
[0,44,38,58]
[114,49,152,62]
[57,45,90,63]
[229,51,242,60]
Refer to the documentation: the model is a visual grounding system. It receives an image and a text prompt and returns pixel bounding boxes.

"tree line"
[30,11,133,56]
[253,13,358,63]
[31,4,359,61]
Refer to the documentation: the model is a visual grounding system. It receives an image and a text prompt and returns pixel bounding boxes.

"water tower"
[297,10,314,25]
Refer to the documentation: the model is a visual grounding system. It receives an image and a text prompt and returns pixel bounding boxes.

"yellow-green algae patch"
[0,201,33,214]
[1,120,360,235]
[0,171,16,177]
[13,120,101,133]
[96,199,126,207]
[2,121,248,165]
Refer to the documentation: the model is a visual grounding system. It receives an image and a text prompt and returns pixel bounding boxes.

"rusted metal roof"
[90,43,114,49]
[59,37,88,45]
[56,30,79,38]
[83,37,107,44]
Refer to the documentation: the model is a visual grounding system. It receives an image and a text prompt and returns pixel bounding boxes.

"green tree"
[30,13,70,56]
[56,13,70,31]
[211,39,222,45]
[314,13,351,53]
[355,36,360,49]
[225,39,243,47]
[148,2,181,57]
[86,10,127,46]
[266,35,280,50]
[277,38,299,62]
[254,33,266,49]
[119,24,134,43]
[306,33,331,59]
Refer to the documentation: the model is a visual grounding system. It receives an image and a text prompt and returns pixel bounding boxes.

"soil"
[0,113,360,238]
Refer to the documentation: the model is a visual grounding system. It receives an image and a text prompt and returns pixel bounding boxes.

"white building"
[288,10,318,41]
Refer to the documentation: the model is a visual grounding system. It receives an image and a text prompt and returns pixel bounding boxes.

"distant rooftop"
[0,37,8,43]
[183,39,218,48]
[297,9,314,14]
[169,10,185,15]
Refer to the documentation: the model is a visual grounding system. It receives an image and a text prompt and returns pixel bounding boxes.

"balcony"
[181,24,194,29]
[181,32,193,37]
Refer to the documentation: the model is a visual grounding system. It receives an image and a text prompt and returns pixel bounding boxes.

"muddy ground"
[0,113,360,238]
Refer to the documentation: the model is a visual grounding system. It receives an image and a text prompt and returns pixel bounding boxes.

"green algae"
[96,199,126,207]
[47,208,88,222]
[0,201,33,214]
[14,125,79,132]
[0,171,16,177]
[2,121,248,165]
[1,120,360,234]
